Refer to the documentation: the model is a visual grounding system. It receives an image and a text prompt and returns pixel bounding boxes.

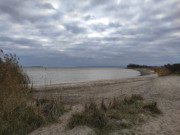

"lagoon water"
[23,67,140,85]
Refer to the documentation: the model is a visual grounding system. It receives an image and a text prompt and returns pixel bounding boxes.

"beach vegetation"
[127,63,180,76]
[68,94,161,135]
[164,63,180,74]
[153,67,172,76]
[0,50,65,135]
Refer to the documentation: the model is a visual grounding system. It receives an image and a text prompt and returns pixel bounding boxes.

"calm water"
[23,67,140,85]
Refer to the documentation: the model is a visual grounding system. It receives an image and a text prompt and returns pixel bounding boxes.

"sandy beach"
[29,72,180,135]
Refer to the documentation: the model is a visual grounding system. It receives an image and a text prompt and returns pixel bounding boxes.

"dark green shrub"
[164,63,180,73]
[143,102,161,114]
[131,94,144,101]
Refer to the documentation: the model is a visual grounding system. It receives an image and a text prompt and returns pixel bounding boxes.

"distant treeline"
[127,64,155,68]
[127,63,180,73]
[164,63,180,73]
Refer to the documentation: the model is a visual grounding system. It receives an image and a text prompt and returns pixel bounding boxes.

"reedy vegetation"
[0,50,65,135]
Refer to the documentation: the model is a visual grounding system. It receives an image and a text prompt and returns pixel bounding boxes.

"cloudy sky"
[0,0,180,66]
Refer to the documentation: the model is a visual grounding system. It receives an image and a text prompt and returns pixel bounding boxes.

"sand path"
[29,74,180,135]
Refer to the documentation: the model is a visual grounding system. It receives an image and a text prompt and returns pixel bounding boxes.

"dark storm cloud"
[0,0,180,66]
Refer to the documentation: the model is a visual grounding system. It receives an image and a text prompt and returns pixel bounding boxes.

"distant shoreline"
[23,66,125,68]
[131,68,153,76]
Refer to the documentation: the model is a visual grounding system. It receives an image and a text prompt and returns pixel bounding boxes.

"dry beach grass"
[30,73,180,135]
[0,50,65,135]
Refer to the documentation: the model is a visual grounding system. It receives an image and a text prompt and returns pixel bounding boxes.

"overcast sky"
[0,0,180,66]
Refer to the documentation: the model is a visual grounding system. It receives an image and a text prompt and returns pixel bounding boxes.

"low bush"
[153,67,172,76]
[143,102,161,114]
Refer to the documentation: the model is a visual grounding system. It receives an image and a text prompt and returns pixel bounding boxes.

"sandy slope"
[29,74,180,135]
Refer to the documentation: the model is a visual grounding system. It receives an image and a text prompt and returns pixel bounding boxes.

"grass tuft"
[68,94,161,135]
[41,99,65,121]
[68,101,107,129]
[131,94,144,101]
[143,102,161,114]
[100,99,107,111]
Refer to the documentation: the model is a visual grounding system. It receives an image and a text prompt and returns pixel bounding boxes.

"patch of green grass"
[68,94,161,135]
